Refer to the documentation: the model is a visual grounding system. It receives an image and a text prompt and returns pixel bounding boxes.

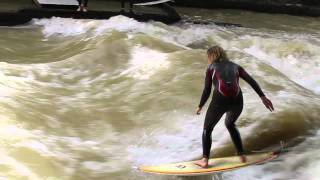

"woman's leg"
[80,0,88,12]
[195,102,226,168]
[83,0,89,7]
[77,0,82,11]
[77,0,88,12]
[202,104,226,158]
[121,0,125,11]
[225,95,244,155]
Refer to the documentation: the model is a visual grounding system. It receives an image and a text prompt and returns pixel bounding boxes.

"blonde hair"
[207,46,228,63]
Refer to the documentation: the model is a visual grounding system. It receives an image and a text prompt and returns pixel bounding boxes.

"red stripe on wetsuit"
[199,62,265,108]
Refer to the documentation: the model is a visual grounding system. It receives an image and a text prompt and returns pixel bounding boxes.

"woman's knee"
[203,128,213,137]
[225,120,235,130]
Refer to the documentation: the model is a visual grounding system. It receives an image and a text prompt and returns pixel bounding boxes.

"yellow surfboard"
[140,152,279,176]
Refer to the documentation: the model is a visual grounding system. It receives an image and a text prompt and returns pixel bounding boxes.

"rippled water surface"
[0,7,320,180]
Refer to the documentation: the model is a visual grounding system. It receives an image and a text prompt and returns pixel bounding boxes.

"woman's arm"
[239,66,274,111]
[239,66,265,97]
[198,66,214,109]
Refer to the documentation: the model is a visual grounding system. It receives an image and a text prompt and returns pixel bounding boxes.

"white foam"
[223,130,320,180]
[121,46,170,80]
[303,160,320,180]
[31,16,212,50]
[81,161,124,173]
[0,124,31,142]
[32,17,96,37]
[95,16,146,34]
[0,150,42,180]
[243,42,320,94]
[127,111,254,168]
[32,16,163,38]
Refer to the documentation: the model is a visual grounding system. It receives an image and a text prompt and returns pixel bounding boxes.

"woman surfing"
[195,46,274,168]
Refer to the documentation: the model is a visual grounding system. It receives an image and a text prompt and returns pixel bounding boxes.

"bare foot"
[239,155,247,163]
[82,7,88,12]
[77,6,81,11]
[194,158,209,168]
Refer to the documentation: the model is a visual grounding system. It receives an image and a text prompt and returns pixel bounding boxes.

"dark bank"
[1,0,320,26]
[172,0,320,17]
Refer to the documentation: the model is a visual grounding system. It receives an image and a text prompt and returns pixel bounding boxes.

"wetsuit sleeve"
[239,66,265,97]
[198,66,213,108]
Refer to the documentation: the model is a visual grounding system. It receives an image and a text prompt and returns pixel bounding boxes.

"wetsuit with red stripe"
[199,60,265,158]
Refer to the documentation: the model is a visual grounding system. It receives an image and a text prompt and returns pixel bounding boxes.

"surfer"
[194,46,274,168]
[77,0,89,12]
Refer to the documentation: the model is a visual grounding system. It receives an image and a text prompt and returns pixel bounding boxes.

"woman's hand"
[261,96,274,112]
[196,107,202,115]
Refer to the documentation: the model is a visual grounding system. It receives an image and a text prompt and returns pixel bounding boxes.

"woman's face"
[207,53,217,64]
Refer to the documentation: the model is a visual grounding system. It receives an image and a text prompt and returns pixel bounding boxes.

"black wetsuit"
[78,0,89,7]
[199,60,265,158]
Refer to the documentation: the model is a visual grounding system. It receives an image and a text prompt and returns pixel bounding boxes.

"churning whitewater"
[0,11,319,180]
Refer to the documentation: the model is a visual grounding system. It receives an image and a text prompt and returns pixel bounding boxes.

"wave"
[0,14,320,179]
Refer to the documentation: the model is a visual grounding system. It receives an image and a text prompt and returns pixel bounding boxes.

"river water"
[0,7,319,180]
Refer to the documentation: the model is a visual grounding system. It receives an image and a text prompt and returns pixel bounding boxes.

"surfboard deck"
[140,152,279,176]
[134,0,173,6]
